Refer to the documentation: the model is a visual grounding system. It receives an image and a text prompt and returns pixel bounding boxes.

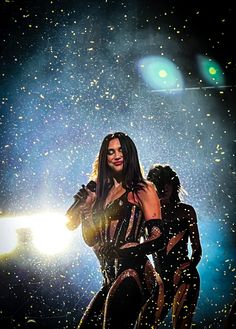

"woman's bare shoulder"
[139,180,157,192]
[136,180,159,205]
[177,202,197,219]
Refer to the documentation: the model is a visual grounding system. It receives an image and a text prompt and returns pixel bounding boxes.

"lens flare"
[197,54,225,85]
[0,219,18,254]
[0,213,72,256]
[30,213,71,255]
[137,55,184,91]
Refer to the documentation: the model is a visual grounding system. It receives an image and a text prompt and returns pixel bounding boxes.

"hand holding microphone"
[66,180,96,230]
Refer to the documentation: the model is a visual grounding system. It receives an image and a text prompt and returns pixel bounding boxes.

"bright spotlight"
[137,55,184,91]
[0,213,73,256]
[30,213,72,255]
[197,55,225,85]
[0,219,18,255]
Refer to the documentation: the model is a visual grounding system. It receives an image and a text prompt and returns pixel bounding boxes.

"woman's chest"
[163,215,189,237]
[100,199,144,243]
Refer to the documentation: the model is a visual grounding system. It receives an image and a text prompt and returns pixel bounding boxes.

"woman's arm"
[187,205,202,267]
[137,181,162,220]
[65,182,94,230]
[65,194,84,231]
[80,188,97,247]
[66,186,97,247]
[66,211,82,231]
[120,182,163,255]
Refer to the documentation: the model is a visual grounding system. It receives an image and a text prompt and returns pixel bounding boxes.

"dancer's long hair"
[94,132,146,210]
[147,164,184,204]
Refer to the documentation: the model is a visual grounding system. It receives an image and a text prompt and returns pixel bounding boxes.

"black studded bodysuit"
[78,191,165,329]
[95,191,145,285]
[152,203,201,327]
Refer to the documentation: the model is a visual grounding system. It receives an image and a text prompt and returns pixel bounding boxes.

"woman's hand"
[66,185,96,230]
[79,187,96,218]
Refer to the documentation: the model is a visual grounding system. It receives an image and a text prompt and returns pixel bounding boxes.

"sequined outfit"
[78,191,164,329]
[153,203,201,327]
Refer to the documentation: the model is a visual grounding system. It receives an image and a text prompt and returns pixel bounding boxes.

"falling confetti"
[0,1,235,328]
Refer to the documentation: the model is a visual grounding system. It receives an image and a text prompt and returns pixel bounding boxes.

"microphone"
[66,180,96,215]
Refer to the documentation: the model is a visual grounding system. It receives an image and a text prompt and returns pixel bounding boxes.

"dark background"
[0,1,235,328]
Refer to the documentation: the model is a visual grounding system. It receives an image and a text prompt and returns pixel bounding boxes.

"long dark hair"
[147,164,181,204]
[95,132,146,210]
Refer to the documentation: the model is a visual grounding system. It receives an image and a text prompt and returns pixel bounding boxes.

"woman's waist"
[101,253,147,267]
[160,255,190,270]
[100,256,148,285]
[96,238,141,251]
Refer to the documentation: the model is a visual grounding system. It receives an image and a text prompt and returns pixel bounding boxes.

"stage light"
[30,213,72,255]
[137,55,184,91]
[0,213,73,256]
[0,219,18,255]
[197,55,225,85]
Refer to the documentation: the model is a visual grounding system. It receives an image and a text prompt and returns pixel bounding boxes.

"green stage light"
[197,55,225,85]
[137,56,184,91]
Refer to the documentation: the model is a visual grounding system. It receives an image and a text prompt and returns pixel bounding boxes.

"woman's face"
[107,138,124,173]
[160,183,173,203]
